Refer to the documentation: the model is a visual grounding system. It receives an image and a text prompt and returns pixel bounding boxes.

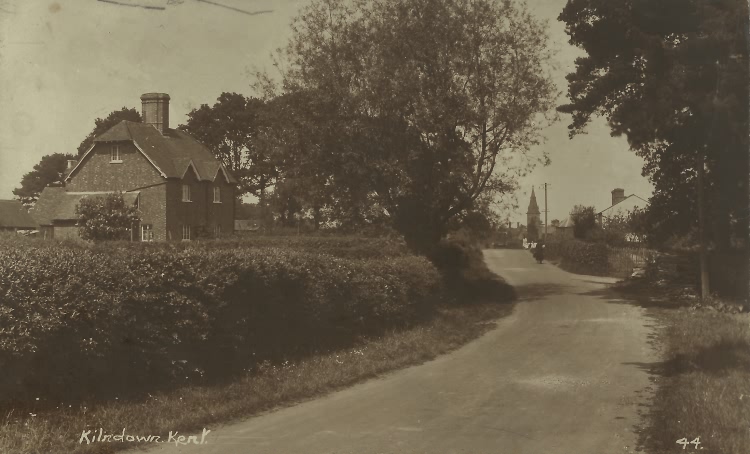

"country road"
[141,249,659,454]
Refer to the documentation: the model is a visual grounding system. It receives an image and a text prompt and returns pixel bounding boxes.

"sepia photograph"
[0,0,747,453]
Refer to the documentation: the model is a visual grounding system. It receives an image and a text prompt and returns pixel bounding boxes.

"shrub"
[0,240,440,405]
[430,232,516,303]
[545,238,609,276]
[570,205,597,239]
[76,192,140,241]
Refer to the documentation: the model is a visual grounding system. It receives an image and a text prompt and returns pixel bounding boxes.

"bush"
[76,192,140,241]
[0,239,439,405]
[545,238,609,276]
[430,232,516,303]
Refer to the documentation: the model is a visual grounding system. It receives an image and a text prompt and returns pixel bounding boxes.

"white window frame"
[182,184,191,202]
[141,224,154,242]
[110,145,122,163]
[182,224,191,241]
[213,186,221,203]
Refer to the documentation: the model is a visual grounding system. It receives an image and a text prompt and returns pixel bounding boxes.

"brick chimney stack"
[140,93,170,134]
[611,188,626,206]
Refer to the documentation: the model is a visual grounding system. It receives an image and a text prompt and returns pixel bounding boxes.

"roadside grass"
[0,301,512,454]
[616,280,750,454]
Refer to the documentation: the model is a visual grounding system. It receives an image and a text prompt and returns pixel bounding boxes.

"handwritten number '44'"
[676,437,702,449]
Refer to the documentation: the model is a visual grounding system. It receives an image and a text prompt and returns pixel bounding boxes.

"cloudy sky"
[0,0,652,224]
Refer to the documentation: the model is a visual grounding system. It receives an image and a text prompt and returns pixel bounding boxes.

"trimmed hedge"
[545,239,609,276]
[0,240,439,404]
[431,234,517,303]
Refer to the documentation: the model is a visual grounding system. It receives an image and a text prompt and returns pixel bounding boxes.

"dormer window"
[213,186,221,203]
[110,145,122,163]
[182,184,192,202]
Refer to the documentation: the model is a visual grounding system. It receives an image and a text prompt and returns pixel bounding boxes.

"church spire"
[527,187,540,215]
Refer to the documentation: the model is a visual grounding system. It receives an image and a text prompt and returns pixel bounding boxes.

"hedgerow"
[0,239,439,406]
[545,239,609,276]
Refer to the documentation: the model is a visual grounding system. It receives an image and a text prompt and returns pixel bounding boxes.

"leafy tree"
[570,205,596,239]
[179,93,277,202]
[558,0,749,249]
[13,153,76,206]
[76,193,141,241]
[77,108,142,156]
[256,0,557,253]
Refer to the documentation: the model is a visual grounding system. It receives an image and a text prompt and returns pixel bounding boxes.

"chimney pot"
[66,160,76,170]
[611,188,626,206]
[140,93,170,134]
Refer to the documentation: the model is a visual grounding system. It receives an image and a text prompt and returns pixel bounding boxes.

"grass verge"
[0,301,512,454]
[615,279,750,454]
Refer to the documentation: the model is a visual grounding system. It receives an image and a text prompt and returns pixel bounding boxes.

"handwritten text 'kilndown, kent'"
[79,428,210,446]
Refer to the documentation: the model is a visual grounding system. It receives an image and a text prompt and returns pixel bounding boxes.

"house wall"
[165,171,235,241]
[207,175,235,237]
[166,170,205,240]
[39,225,54,239]
[67,142,164,191]
[66,142,168,241]
[54,221,80,241]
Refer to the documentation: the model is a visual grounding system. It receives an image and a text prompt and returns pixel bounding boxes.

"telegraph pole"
[542,183,550,239]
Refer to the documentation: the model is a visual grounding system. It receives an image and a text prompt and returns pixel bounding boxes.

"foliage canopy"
[257,0,557,251]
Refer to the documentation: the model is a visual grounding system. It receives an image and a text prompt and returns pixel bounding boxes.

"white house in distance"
[597,188,648,223]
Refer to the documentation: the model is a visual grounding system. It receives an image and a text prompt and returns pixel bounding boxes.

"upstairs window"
[182,224,191,241]
[213,186,221,203]
[110,145,122,163]
[182,184,191,202]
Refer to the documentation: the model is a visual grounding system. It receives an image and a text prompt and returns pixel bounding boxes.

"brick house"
[32,93,236,241]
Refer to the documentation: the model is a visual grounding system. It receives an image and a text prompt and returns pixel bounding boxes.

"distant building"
[597,188,648,243]
[597,188,648,223]
[526,187,542,240]
[552,216,575,239]
[0,199,38,232]
[31,93,237,241]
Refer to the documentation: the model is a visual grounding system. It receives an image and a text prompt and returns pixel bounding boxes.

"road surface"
[140,249,658,454]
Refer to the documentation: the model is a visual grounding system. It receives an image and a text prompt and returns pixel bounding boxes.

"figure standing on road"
[533,241,545,264]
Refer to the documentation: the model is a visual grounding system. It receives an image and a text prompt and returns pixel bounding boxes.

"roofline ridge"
[182,160,203,180]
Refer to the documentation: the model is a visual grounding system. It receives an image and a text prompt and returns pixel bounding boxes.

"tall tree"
[13,153,76,206]
[77,108,141,156]
[179,93,277,202]
[257,0,557,252]
[558,0,749,249]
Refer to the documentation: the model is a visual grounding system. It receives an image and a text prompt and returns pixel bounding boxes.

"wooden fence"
[607,245,656,278]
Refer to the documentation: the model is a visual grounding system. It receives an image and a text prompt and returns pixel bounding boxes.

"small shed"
[0,199,38,232]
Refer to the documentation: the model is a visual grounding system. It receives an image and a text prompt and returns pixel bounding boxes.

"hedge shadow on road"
[512,283,576,303]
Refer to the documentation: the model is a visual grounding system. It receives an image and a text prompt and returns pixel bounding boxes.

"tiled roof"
[31,187,140,224]
[556,216,575,228]
[598,194,649,215]
[0,199,38,229]
[71,121,237,184]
